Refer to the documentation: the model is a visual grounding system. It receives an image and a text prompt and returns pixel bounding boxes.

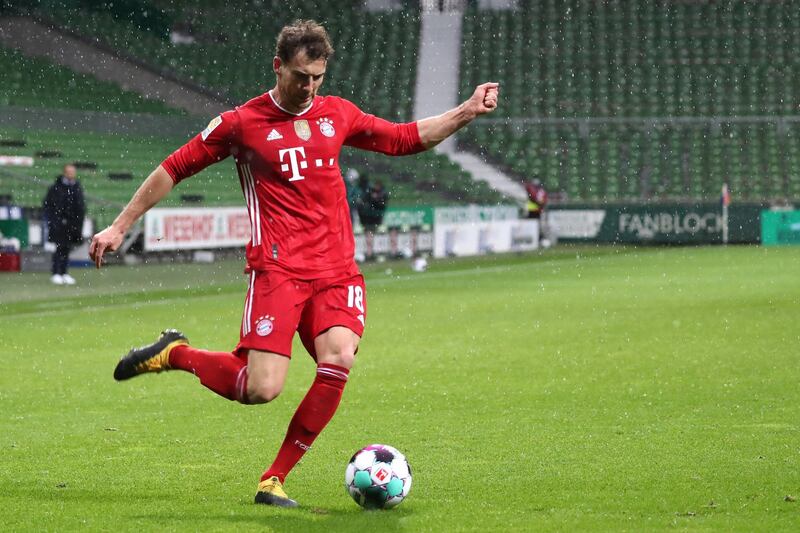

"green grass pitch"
[1,245,799,531]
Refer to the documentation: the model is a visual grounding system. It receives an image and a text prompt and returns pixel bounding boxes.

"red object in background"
[721,183,731,207]
[525,182,548,206]
[0,253,21,272]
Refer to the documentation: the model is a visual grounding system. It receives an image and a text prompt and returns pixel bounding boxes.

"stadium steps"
[414,10,462,152]
[411,7,523,202]
[0,16,225,116]
[0,45,181,114]
[447,150,526,203]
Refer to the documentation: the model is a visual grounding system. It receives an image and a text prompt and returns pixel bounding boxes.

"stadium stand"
[0,1,507,217]
[0,129,208,228]
[33,0,419,121]
[459,0,800,202]
[0,44,181,114]
[0,127,503,229]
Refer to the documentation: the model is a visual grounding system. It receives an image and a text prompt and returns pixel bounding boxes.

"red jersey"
[161,92,424,278]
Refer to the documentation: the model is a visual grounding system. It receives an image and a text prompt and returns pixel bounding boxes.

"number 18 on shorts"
[238,271,367,358]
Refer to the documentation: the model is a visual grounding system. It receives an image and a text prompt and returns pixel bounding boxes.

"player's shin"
[169,345,250,403]
[261,363,350,482]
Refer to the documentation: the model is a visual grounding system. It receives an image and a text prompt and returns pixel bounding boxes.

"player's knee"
[319,346,356,370]
[338,350,356,370]
[247,379,283,404]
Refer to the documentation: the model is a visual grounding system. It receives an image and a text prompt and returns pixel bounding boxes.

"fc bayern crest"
[256,316,275,336]
[317,117,335,137]
[294,120,312,141]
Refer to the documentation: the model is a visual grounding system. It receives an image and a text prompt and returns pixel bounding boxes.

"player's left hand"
[467,82,499,117]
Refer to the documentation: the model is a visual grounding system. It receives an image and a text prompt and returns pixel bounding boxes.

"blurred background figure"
[525,177,552,248]
[358,176,389,232]
[525,178,547,219]
[43,163,85,285]
[344,168,361,226]
[356,173,389,260]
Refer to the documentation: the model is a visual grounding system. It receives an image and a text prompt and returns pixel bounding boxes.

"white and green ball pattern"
[345,444,412,509]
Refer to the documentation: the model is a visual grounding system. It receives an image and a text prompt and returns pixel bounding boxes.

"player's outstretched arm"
[89,165,174,268]
[417,82,499,149]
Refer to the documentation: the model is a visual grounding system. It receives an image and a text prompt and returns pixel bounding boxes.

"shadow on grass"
[11,486,413,531]
[130,503,413,532]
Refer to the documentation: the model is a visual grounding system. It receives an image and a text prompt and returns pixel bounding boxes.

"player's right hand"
[89,226,125,269]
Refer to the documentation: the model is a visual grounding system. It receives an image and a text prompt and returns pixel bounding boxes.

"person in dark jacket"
[43,164,85,285]
[354,173,388,260]
[357,177,388,231]
[344,168,361,225]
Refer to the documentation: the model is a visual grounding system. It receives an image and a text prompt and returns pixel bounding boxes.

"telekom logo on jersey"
[278,146,336,182]
[279,147,307,182]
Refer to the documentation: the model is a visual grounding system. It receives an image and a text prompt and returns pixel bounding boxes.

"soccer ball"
[345,444,412,509]
[411,256,428,272]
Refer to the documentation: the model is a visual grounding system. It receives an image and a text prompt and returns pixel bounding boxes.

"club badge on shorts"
[294,120,311,141]
[255,315,275,336]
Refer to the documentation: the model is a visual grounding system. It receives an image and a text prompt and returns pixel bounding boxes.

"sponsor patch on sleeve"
[201,116,223,141]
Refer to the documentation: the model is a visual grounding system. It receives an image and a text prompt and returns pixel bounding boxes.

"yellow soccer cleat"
[113,329,188,381]
[254,476,299,508]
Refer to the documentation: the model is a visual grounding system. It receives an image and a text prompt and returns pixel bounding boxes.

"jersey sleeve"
[161,110,239,183]
[340,98,425,156]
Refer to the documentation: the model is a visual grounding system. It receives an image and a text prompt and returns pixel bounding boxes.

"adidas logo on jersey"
[267,129,283,141]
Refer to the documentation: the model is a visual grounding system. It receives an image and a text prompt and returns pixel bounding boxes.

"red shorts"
[235,270,366,359]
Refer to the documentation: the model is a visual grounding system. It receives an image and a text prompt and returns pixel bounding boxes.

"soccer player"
[89,19,499,507]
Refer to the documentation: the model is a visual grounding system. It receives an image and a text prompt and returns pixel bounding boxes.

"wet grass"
[1,245,799,531]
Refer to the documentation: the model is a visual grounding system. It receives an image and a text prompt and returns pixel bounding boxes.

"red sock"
[169,345,249,403]
[262,363,349,483]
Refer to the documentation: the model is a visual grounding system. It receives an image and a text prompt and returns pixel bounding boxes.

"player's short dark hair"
[275,20,334,63]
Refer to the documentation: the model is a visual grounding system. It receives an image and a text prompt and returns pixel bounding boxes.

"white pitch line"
[3,292,237,320]
[4,256,589,318]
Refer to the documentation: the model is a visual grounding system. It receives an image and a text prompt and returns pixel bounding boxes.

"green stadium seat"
[459,1,799,202]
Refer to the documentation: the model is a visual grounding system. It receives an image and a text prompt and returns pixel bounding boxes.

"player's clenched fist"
[89,225,125,268]
[467,82,499,116]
